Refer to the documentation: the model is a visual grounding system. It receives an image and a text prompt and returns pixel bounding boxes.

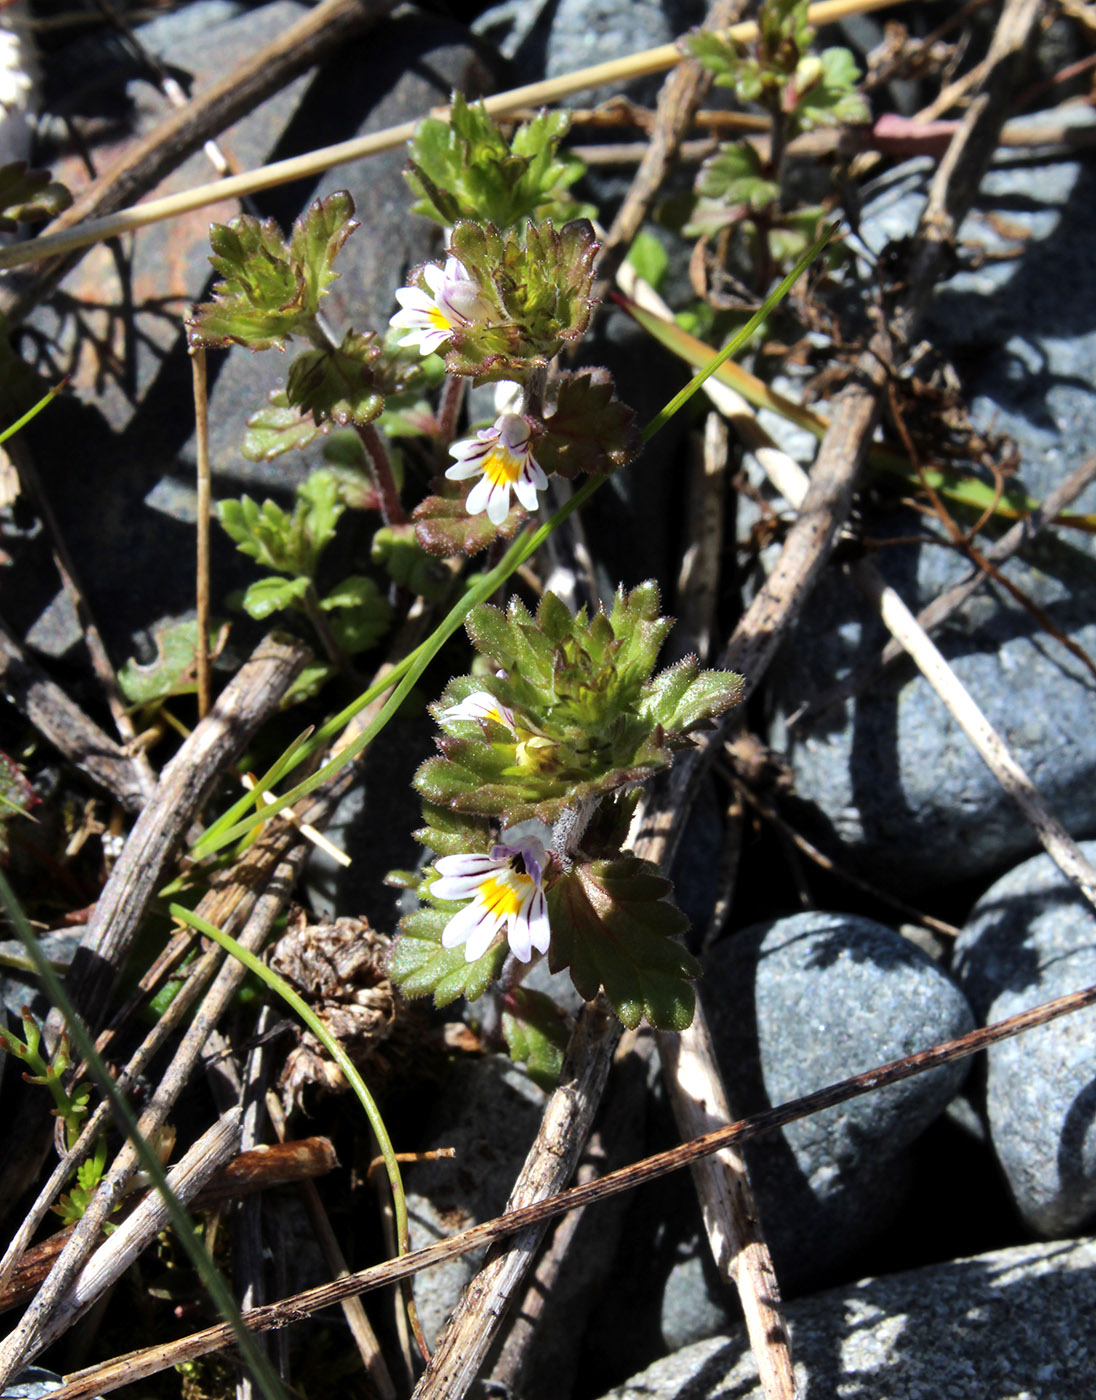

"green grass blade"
[640,225,834,443]
[0,380,65,445]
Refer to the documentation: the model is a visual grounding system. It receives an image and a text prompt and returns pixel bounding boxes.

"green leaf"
[287,190,359,310]
[389,902,506,1007]
[240,575,310,620]
[535,369,642,478]
[547,857,697,1030]
[694,143,779,213]
[372,524,452,599]
[319,575,392,655]
[285,329,384,427]
[242,392,323,462]
[413,802,493,858]
[0,160,72,232]
[502,988,570,1089]
[794,47,869,129]
[117,619,227,706]
[625,229,669,292]
[405,92,592,230]
[218,470,345,579]
[187,193,358,351]
[442,219,599,379]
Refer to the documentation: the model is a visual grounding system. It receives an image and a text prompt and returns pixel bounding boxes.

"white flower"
[430,822,553,963]
[446,413,549,526]
[493,380,524,415]
[389,256,494,356]
[439,691,516,728]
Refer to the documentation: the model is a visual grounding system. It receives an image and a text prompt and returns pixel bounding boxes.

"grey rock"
[703,912,975,1290]
[404,1056,546,1345]
[597,1235,1096,1400]
[775,116,1096,886]
[953,841,1096,1236]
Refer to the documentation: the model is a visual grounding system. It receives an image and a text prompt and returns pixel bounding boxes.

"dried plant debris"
[268,912,409,1112]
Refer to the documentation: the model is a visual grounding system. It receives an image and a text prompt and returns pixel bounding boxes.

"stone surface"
[773,116,1096,887]
[953,841,1096,1236]
[704,912,975,1290]
[404,1055,547,1345]
[597,1236,1096,1399]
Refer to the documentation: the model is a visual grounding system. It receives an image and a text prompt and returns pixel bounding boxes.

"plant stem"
[436,373,466,448]
[356,421,407,526]
[301,583,358,684]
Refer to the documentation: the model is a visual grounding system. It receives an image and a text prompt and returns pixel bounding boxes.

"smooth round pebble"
[953,841,1096,1235]
[704,912,975,1288]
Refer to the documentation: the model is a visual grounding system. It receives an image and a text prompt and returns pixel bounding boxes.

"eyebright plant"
[683,0,868,275]
[391,585,745,1032]
[189,95,750,1048]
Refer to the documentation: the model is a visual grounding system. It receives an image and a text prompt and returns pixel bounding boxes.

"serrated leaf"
[117,619,228,706]
[413,486,524,557]
[442,218,599,378]
[502,988,570,1089]
[795,46,869,129]
[547,857,697,1030]
[389,903,506,1006]
[535,369,642,478]
[405,93,591,230]
[285,329,384,427]
[241,574,310,619]
[413,802,493,858]
[287,190,359,309]
[694,143,779,212]
[0,160,72,232]
[187,214,306,351]
[187,193,358,351]
[281,661,334,706]
[242,391,322,462]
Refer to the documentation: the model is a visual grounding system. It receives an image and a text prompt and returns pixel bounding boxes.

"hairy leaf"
[188,193,358,350]
[502,988,570,1089]
[405,92,590,230]
[535,369,642,478]
[413,485,524,557]
[389,902,506,1006]
[117,619,228,706]
[285,329,384,427]
[243,392,322,462]
[547,857,697,1030]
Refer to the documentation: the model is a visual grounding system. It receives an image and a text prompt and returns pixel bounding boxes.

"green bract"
[413,584,744,824]
[188,191,359,352]
[433,218,598,381]
[405,92,591,230]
